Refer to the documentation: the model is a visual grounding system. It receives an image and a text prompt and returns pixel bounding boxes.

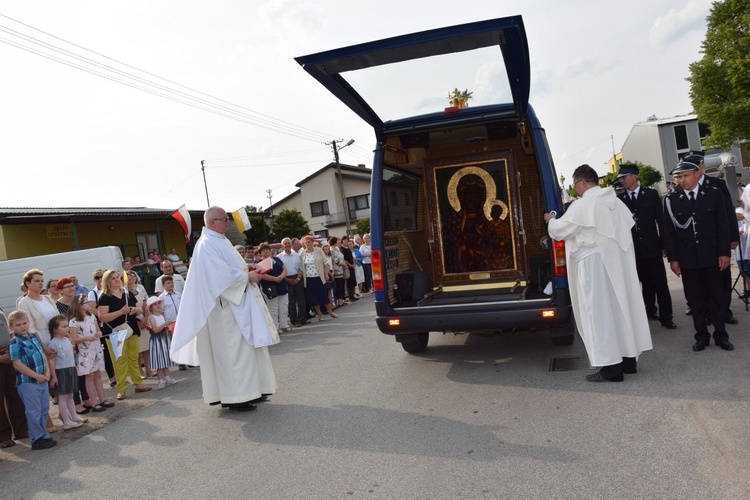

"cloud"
[649,0,712,47]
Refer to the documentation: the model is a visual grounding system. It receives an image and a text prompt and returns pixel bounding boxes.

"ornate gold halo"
[446,166,508,221]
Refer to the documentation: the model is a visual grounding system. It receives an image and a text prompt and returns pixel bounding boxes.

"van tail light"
[372,250,383,291]
[552,240,567,277]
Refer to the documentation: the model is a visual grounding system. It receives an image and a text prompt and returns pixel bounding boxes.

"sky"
[0,0,714,212]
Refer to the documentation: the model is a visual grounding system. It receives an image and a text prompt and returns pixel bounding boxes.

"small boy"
[8,310,56,450]
[159,276,184,370]
[158,276,182,325]
[0,310,28,448]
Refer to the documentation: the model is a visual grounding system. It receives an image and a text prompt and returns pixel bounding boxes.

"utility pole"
[201,160,210,206]
[331,139,354,236]
[266,189,273,217]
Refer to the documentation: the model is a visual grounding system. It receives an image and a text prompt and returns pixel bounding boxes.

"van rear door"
[295,16,531,128]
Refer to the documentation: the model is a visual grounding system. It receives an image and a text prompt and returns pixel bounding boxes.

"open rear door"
[295,16,531,130]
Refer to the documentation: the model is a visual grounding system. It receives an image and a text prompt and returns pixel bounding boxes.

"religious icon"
[430,159,516,278]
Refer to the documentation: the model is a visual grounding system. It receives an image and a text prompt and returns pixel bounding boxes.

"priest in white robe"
[544,164,652,382]
[170,206,279,411]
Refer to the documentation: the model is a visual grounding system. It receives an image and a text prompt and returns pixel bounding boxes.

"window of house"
[674,124,689,151]
[347,194,370,210]
[310,200,329,217]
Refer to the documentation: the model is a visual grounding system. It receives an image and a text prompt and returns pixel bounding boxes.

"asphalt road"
[2,269,750,499]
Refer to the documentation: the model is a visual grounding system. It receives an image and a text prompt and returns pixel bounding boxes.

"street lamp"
[331,139,355,236]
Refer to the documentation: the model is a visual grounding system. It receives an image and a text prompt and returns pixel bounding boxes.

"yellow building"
[607,152,623,174]
[0,208,204,262]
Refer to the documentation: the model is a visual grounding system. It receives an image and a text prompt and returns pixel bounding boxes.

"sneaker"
[166,377,177,386]
[156,379,166,390]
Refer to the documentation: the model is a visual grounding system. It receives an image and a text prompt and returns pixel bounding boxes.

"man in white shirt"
[154,260,185,294]
[278,237,308,328]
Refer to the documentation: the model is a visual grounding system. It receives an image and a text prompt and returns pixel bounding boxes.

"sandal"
[116,392,126,401]
[100,400,115,408]
[0,440,16,449]
[76,408,91,415]
[92,404,107,412]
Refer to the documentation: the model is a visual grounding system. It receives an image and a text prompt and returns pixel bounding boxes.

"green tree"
[271,208,310,240]
[637,164,663,188]
[608,162,663,188]
[687,0,750,148]
[354,218,370,236]
[601,171,619,187]
[243,215,272,245]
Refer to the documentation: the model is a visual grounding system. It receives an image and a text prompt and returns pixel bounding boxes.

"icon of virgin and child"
[436,164,514,275]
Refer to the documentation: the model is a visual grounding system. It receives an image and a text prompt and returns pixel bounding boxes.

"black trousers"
[0,361,28,440]
[682,266,728,343]
[721,267,734,320]
[598,357,636,380]
[287,280,307,324]
[636,256,673,321]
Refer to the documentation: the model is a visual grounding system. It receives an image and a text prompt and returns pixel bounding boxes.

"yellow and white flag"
[232,207,252,232]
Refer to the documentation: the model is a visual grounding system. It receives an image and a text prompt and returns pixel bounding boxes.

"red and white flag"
[171,204,192,243]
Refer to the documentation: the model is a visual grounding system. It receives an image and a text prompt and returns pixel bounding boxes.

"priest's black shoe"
[227,403,257,411]
[716,340,734,351]
[725,316,739,325]
[249,396,269,404]
[647,312,660,320]
[660,320,677,329]
[692,340,709,352]
[585,372,623,382]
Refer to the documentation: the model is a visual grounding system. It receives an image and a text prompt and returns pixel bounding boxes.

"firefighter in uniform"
[663,160,733,351]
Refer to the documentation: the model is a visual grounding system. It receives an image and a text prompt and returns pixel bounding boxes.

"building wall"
[622,123,665,171]
[622,117,704,191]
[270,168,372,237]
[0,218,195,262]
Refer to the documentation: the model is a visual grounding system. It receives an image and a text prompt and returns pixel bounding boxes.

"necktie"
[688,191,695,210]
[630,192,637,202]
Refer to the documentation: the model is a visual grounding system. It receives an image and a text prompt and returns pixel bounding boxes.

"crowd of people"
[0,204,377,450]
[545,151,748,382]
[0,257,195,450]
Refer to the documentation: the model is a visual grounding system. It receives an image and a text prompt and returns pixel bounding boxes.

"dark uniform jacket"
[618,187,664,260]
[663,184,731,269]
[702,174,740,242]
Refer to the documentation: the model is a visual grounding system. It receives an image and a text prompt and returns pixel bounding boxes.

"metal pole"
[201,160,210,206]
[332,140,352,236]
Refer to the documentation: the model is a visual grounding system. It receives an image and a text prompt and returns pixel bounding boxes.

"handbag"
[343,265,351,280]
[107,322,133,338]
[261,281,278,299]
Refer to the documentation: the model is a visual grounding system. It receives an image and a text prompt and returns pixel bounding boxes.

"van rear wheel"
[550,319,576,346]
[399,332,429,353]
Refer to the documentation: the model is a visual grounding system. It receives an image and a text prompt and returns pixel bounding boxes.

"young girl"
[146,297,176,390]
[69,295,114,412]
[48,315,88,430]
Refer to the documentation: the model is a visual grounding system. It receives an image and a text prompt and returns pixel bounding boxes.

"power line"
[0,14,344,143]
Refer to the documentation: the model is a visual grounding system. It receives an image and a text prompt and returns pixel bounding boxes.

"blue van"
[297,16,574,352]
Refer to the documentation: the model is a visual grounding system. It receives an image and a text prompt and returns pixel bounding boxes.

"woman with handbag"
[300,236,337,320]
[97,269,152,401]
[258,243,289,332]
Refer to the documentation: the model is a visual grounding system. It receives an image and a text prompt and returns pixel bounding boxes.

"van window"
[383,168,420,231]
